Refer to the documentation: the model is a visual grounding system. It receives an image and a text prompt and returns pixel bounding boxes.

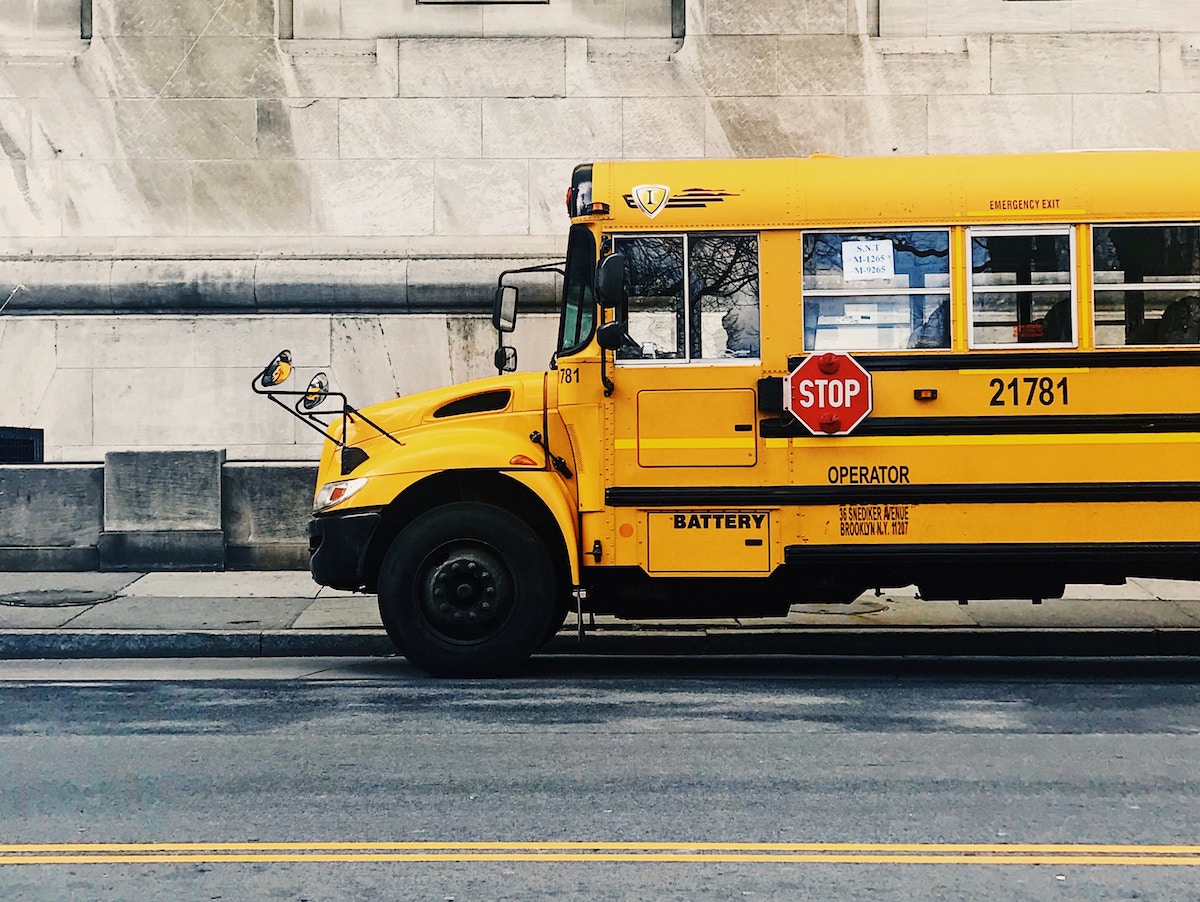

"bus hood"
[333,371,548,450]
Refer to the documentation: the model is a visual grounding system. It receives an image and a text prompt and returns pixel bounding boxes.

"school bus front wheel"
[376,502,564,677]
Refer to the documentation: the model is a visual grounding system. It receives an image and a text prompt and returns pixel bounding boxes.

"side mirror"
[494,346,517,373]
[259,349,292,388]
[301,372,329,410]
[595,321,627,352]
[595,253,626,310]
[493,285,518,333]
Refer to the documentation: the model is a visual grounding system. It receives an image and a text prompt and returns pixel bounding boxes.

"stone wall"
[0,311,560,461]
[1,0,1199,463]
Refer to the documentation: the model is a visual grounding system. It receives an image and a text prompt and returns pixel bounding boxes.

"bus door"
[605,231,769,574]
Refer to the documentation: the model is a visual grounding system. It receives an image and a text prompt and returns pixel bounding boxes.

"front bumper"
[308,507,383,591]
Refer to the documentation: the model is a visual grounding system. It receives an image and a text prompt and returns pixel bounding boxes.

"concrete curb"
[0,627,1197,660]
[0,630,396,660]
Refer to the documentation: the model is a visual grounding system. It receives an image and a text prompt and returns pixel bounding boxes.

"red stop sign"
[784,352,873,436]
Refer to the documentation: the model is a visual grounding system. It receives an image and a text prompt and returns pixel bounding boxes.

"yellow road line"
[2,842,1199,866]
[2,853,1199,866]
[4,841,1200,853]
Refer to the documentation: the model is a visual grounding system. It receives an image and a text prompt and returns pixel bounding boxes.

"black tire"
[377,502,559,677]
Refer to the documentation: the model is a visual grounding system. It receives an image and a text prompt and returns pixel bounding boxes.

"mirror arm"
[495,262,565,283]
[598,315,615,397]
[601,353,614,397]
[253,372,406,448]
[343,405,404,446]
[267,389,345,446]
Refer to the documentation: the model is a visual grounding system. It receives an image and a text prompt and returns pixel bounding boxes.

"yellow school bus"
[259,150,1200,676]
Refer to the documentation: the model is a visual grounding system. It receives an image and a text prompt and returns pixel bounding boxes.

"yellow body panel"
[590,151,1200,231]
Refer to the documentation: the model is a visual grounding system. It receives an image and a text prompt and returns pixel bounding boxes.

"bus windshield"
[558,224,597,356]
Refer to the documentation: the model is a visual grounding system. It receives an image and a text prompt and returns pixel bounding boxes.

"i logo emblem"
[631,184,671,218]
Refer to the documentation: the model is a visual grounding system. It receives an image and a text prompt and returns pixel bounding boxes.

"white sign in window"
[842,240,896,282]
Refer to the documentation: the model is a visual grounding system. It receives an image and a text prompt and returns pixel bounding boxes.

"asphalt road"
[1,656,1198,900]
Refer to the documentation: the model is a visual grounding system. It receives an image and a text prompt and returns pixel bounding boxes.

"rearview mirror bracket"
[251,349,404,450]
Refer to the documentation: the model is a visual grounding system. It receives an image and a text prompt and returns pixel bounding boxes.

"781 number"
[988,376,1069,407]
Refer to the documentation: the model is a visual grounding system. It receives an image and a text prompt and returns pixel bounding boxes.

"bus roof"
[582,150,1200,231]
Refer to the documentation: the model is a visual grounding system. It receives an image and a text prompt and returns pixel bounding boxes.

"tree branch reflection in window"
[614,233,760,361]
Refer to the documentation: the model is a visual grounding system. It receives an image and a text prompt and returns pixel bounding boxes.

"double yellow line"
[2,842,1199,866]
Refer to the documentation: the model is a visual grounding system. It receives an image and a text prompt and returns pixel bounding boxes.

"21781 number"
[988,376,1069,407]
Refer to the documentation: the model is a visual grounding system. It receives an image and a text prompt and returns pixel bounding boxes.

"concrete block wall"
[0,456,319,571]
[0,464,104,569]
[0,0,1198,468]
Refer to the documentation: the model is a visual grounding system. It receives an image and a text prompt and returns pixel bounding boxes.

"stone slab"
[0,604,95,629]
[1060,581,1158,601]
[783,596,978,627]
[290,594,381,629]
[0,318,57,425]
[0,571,140,596]
[97,529,226,571]
[91,368,294,449]
[565,38,696,99]
[622,96,706,158]
[0,547,100,572]
[481,98,622,159]
[104,450,225,532]
[928,94,1073,154]
[225,543,310,571]
[65,596,314,630]
[222,463,318,545]
[434,159,531,237]
[310,160,436,237]
[1073,94,1200,150]
[119,570,323,598]
[707,0,847,36]
[188,161,312,238]
[991,34,1159,95]
[0,465,103,547]
[396,38,565,98]
[962,599,1200,629]
[1130,578,1200,601]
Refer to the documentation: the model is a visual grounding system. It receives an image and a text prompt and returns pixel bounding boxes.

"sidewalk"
[1,571,1199,660]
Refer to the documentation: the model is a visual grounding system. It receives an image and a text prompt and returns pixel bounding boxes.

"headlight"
[313,477,368,512]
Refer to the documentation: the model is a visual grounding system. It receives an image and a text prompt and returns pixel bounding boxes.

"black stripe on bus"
[783,541,1200,567]
[785,350,1200,372]
[759,413,1200,438]
[605,482,1200,507]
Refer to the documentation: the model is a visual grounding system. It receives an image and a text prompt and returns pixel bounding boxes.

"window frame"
[1091,221,1200,348]
[966,225,1078,350]
[801,226,953,353]
[556,224,598,358]
[611,230,761,366]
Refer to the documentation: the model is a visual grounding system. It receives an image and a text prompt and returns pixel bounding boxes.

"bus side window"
[1093,225,1200,346]
[613,235,686,360]
[969,229,1075,347]
[612,232,761,362]
[802,230,951,352]
[690,233,760,359]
